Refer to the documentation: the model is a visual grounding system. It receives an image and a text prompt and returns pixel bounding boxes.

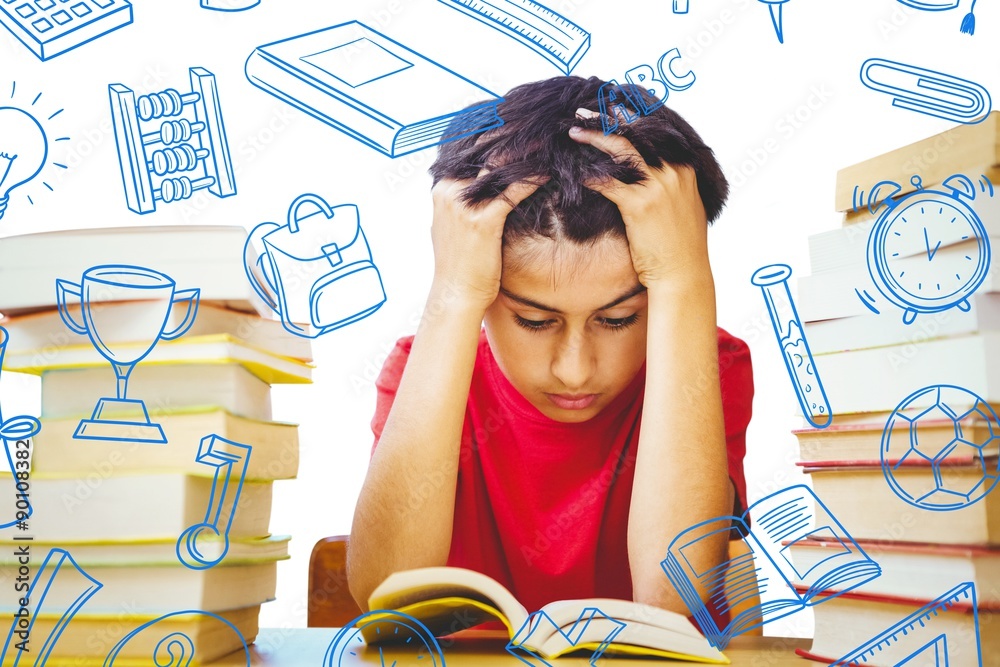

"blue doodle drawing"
[0,82,69,221]
[960,0,980,34]
[436,0,590,75]
[56,264,200,443]
[324,610,446,667]
[0,0,131,61]
[898,0,960,12]
[662,485,881,650]
[897,0,960,9]
[244,194,386,339]
[0,326,40,529]
[897,0,983,34]
[103,610,250,666]
[245,21,504,158]
[1,549,102,667]
[751,264,832,428]
[177,434,253,570]
[110,67,236,215]
[881,384,1000,512]
[860,59,992,124]
[865,174,992,325]
[830,583,982,667]
[506,608,625,666]
[673,0,690,13]
[201,0,260,10]
[758,0,790,43]
[597,51,695,135]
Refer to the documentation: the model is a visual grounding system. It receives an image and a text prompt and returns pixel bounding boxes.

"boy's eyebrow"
[499,283,647,313]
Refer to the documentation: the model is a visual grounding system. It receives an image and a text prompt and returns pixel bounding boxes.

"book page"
[368,566,529,632]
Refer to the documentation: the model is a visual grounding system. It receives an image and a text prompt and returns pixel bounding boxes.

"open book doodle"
[661,484,882,650]
[506,608,625,666]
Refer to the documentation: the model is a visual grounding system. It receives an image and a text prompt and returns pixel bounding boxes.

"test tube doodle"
[750,264,832,428]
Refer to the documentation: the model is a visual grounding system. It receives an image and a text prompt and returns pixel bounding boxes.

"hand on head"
[569,108,711,288]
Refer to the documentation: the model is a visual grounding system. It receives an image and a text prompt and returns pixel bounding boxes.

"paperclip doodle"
[860,58,992,125]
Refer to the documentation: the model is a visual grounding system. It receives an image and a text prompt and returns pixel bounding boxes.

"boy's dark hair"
[429,76,729,246]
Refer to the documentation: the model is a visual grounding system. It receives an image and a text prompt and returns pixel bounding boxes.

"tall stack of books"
[788,113,1000,665]
[0,226,311,664]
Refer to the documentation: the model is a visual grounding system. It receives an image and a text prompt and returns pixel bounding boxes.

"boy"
[347,76,753,618]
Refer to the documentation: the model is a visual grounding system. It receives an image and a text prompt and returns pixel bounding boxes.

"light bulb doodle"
[0,82,68,221]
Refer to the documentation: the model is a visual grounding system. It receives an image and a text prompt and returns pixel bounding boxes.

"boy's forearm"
[627,272,732,611]
[348,282,488,608]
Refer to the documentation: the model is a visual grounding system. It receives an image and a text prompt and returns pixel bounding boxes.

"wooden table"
[213,629,813,666]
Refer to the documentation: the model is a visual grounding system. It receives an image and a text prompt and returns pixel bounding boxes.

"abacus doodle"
[109,67,236,215]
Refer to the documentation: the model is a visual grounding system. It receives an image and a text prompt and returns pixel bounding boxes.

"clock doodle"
[864,173,992,325]
[324,610,446,667]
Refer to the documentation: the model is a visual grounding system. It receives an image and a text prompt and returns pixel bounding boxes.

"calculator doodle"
[109,67,236,215]
[0,0,132,61]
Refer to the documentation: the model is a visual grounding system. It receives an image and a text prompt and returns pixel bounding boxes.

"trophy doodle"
[56,264,200,444]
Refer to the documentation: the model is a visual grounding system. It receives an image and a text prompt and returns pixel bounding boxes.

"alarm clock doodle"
[324,610,446,667]
[860,173,993,325]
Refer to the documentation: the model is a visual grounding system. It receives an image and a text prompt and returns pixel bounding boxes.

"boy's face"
[483,234,648,423]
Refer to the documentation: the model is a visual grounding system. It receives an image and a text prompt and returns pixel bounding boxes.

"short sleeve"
[370,336,415,457]
[718,329,754,536]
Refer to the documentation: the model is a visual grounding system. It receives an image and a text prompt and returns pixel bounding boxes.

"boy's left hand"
[568,112,711,288]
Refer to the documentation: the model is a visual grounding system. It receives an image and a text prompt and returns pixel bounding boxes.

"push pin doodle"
[109,67,236,215]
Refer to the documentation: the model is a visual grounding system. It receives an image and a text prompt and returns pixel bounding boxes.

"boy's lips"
[546,393,598,410]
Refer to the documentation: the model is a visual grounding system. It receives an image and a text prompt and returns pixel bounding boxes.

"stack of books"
[790,114,1000,665]
[0,226,312,664]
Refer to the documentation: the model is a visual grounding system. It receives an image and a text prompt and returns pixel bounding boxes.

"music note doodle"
[1,549,102,667]
[176,434,252,570]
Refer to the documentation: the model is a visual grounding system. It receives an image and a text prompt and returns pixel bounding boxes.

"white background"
[0,0,995,640]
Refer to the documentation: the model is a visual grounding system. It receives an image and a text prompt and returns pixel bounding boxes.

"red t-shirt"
[371,328,753,614]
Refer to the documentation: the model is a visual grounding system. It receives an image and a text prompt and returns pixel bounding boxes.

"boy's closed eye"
[513,313,641,332]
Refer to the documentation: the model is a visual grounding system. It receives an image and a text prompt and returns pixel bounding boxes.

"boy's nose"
[550,333,596,390]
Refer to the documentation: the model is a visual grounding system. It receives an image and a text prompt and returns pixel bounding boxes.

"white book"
[0,226,267,317]
[817,332,1000,415]
[798,238,1000,322]
[0,474,272,542]
[805,293,1000,355]
[810,193,1000,275]
[40,364,273,422]
[3,334,312,384]
[2,302,312,362]
[0,559,278,614]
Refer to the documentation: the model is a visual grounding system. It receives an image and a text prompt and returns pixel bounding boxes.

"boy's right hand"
[430,176,545,310]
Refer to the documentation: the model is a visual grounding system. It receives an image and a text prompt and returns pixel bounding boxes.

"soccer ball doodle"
[881,385,1000,511]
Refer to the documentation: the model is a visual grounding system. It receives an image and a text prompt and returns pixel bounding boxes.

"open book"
[364,566,728,664]
[661,484,882,650]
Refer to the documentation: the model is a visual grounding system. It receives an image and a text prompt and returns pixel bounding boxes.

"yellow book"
[2,334,312,385]
[365,566,728,664]
[0,605,259,666]
[32,407,298,481]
